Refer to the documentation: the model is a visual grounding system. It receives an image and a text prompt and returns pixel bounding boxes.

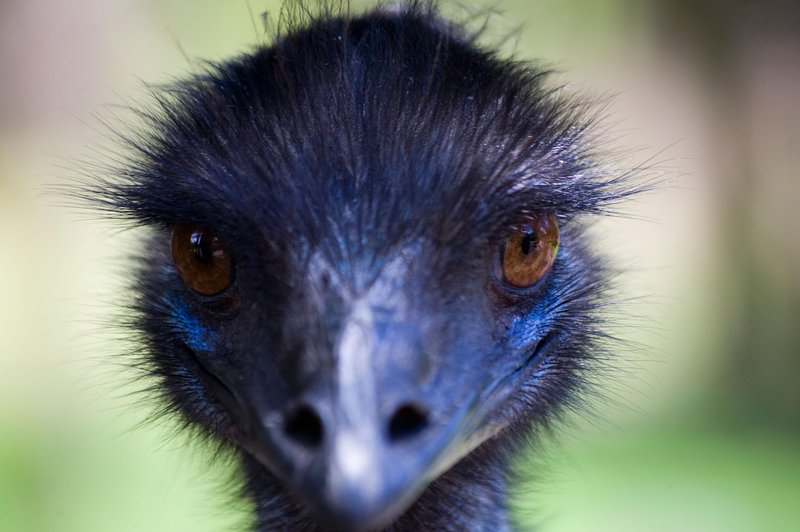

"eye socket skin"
[171,224,233,296]
[501,214,559,288]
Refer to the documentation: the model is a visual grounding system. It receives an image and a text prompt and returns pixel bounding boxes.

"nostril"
[388,403,429,442]
[284,404,324,449]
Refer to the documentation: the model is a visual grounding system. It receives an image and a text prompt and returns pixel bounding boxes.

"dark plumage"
[79,1,638,530]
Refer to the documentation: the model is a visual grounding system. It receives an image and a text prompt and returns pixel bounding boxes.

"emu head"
[83,3,632,530]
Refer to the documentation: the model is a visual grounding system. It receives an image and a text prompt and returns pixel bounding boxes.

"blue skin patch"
[167,299,217,353]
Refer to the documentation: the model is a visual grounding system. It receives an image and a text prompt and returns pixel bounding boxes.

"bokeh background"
[1,1,798,530]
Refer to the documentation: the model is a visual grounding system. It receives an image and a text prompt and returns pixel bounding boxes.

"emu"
[81,2,636,530]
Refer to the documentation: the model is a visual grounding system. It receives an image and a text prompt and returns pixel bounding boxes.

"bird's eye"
[171,224,233,295]
[501,214,559,288]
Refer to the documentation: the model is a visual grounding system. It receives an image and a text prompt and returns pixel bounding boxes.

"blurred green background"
[1,1,798,531]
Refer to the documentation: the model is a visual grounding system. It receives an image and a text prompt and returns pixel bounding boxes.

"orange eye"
[501,214,559,288]
[171,225,233,296]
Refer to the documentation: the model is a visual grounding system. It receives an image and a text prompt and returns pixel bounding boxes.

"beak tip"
[305,437,427,531]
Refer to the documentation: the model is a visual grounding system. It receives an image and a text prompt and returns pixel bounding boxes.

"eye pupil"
[190,231,213,263]
[520,227,537,255]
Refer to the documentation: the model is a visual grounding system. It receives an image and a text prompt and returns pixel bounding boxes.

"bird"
[78,1,638,530]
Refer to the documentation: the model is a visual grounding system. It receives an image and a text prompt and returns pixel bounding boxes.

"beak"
[255,301,477,531]
[310,421,435,530]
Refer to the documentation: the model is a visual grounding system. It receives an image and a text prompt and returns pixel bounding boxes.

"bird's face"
[140,199,586,528]
[91,10,624,530]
